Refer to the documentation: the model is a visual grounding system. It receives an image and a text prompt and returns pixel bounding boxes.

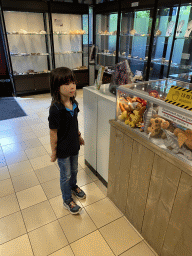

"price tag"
[165,85,192,111]
[159,107,192,129]
[131,2,139,7]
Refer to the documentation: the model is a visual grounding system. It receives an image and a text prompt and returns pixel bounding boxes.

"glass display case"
[149,7,179,79]
[119,9,153,80]
[4,11,52,75]
[52,13,88,70]
[116,79,192,166]
[3,10,52,93]
[169,4,192,82]
[96,12,118,68]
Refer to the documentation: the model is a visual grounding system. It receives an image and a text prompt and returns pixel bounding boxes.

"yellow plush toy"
[128,106,146,128]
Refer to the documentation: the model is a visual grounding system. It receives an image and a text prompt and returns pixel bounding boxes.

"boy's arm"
[50,129,57,162]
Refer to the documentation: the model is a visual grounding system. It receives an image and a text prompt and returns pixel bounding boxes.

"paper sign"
[95,66,105,90]
[159,107,192,129]
[165,85,192,111]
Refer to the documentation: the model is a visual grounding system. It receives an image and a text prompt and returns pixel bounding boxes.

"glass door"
[52,13,88,70]
[169,4,192,82]
[96,12,118,69]
[149,7,179,80]
[119,9,153,80]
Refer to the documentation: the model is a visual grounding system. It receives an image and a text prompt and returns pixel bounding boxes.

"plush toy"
[147,117,167,138]
[128,106,146,128]
[174,128,192,151]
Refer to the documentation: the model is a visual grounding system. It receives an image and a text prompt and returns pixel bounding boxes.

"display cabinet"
[52,13,88,70]
[119,9,153,79]
[168,3,192,82]
[148,6,179,80]
[116,79,192,166]
[3,10,52,94]
[96,12,118,68]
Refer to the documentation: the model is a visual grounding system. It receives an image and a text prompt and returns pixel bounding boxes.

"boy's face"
[60,82,76,98]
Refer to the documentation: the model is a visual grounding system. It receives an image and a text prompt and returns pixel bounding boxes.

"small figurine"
[130,29,136,35]
[155,29,162,36]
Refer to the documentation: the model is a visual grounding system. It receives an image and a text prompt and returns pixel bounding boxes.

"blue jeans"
[58,154,78,202]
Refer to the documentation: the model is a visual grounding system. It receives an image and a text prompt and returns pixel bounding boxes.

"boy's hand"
[51,153,57,162]
[79,135,85,146]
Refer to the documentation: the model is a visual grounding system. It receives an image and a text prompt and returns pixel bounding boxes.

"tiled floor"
[0,89,158,256]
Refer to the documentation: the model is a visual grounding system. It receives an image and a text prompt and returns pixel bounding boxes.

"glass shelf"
[10,53,50,57]
[7,33,49,35]
[53,33,88,36]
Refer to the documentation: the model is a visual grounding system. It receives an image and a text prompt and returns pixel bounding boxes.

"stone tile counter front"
[108,120,192,256]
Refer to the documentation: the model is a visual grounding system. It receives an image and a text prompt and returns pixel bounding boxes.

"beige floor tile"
[12,172,39,192]
[1,142,24,155]
[25,118,43,127]
[121,241,156,256]
[99,217,143,256]
[85,197,123,228]
[29,154,54,170]
[16,131,37,141]
[28,220,68,256]
[0,166,10,181]
[77,169,93,187]
[33,128,50,137]
[0,135,24,146]
[49,246,74,256]
[0,178,14,198]
[30,123,48,132]
[0,193,20,218]
[22,200,57,232]
[59,209,97,243]
[25,146,47,159]
[84,166,99,181]
[4,150,28,165]
[14,126,33,135]
[39,135,50,145]
[79,182,106,207]
[43,143,52,154]
[0,212,26,244]
[49,195,70,218]
[0,129,16,139]
[41,177,61,199]
[79,145,84,156]
[20,138,42,151]
[0,234,33,256]
[35,165,59,183]
[78,155,85,168]
[49,194,83,218]
[8,160,33,177]
[16,185,47,210]
[94,179,107,196]
[0,154,6,168]
[70,230,115,256]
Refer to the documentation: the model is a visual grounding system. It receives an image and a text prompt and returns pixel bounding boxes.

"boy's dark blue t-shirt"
[48,101,80,158]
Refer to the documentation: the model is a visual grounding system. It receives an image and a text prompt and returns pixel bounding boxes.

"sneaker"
[72,185,86,199]
[63,199,82,214]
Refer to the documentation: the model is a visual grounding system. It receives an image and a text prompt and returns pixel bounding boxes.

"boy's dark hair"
[50,67,77,106]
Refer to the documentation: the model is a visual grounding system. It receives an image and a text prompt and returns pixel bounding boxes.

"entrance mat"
[0,97,27,121]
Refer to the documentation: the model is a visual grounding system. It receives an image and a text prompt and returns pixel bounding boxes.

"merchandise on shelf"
[116,79,192,164]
